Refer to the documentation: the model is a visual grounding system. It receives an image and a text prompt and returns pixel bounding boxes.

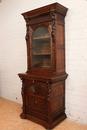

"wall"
[0,0,87,124]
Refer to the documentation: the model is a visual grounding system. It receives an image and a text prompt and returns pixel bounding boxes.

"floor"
[0,97,87,130]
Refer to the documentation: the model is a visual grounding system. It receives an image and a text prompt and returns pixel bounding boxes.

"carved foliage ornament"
[50,11,56,43]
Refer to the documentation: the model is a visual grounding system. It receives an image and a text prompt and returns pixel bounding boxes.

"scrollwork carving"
[46,82,51,101]
[50,11,56,43]
[25,18,32,41]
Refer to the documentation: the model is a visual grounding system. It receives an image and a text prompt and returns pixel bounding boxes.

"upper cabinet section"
[22,3,68,74]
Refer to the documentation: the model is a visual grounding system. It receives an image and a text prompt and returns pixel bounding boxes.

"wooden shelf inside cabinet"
[19,2,68,129]
[33,34,50,40]
[32,52,51,56]
[33,65,51,68]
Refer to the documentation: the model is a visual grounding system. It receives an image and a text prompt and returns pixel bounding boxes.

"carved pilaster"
[24,18,30,41]
[24,17,33,71]
[50,12,57,70]
[50,11,56,43]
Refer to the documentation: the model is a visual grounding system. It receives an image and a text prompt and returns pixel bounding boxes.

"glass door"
[32,26,51,68]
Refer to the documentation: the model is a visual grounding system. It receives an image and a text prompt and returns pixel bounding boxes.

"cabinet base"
[20,112,66,129]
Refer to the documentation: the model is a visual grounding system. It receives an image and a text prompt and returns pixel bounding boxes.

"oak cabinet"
[18,2,68,129]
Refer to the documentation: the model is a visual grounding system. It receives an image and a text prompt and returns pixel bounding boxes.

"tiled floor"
[0,97,87,130]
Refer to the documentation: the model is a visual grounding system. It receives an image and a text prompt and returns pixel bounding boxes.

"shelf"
[33,34,50,40]
[33,52,51,56]
[33,63,51,68]
[35,65,51,68]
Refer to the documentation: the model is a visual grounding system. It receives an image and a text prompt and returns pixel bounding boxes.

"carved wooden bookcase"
[18,3,68,129]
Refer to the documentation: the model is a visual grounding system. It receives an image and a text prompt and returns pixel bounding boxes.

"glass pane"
[32,27,51,68]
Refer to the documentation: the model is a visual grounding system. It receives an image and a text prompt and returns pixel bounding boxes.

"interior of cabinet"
[32,26,51,68]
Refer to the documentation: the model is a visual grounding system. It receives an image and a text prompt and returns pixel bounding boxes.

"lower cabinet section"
[20,77,67,129]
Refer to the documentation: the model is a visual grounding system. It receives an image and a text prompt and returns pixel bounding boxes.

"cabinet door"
[28,21,55,70]
[32,25,52,68]
[24,80,48,114]
[27,94,47,113]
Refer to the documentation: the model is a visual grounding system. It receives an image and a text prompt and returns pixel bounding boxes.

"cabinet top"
[22,2,68,18]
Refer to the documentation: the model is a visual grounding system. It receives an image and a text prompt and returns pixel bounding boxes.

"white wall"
[0,0,87,124]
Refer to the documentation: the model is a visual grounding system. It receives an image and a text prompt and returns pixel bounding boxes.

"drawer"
[24,80,48,96]
[28,109,48,121]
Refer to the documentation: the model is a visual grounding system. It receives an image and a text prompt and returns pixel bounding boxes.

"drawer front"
[24,79,48,96]
[28,109,48,121]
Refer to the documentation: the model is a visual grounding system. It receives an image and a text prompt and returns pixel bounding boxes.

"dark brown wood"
[18,2,68,129]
